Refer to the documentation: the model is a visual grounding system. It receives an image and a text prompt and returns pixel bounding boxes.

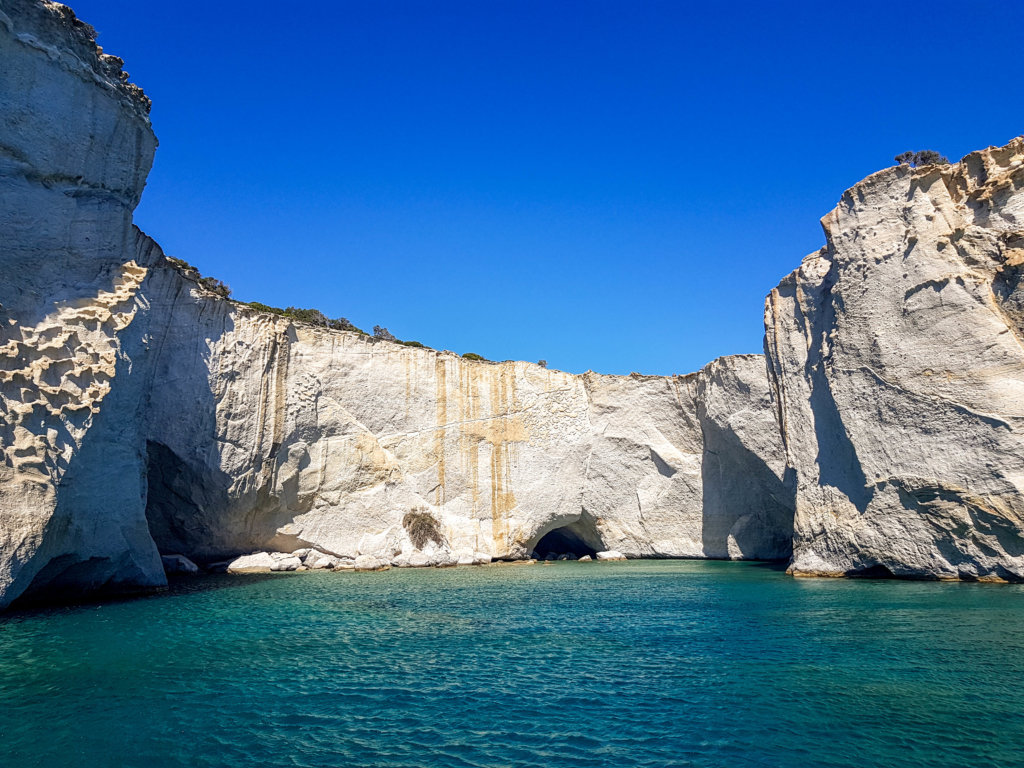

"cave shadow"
[7,571,280,617]
[745,560,790,572]
[533,527,598,559]
[528,515,605,560]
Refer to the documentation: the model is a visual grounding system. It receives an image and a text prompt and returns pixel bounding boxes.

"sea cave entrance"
[531,518,603,559]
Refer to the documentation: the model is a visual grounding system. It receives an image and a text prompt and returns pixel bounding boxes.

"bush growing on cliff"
[164,256,232,298]
[895,150,949,167]
[283,307,330,325]
[462,352,486,361]
[198,276,231,298]
[165,255,198,276]
[403,509,445,549]
[242,302,367,333]
[373,325,397,342]
[244,301,282,315]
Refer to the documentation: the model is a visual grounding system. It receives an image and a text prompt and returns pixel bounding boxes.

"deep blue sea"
[1,560,1022,768]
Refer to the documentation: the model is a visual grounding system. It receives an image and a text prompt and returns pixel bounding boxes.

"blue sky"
[72,0,1023,375]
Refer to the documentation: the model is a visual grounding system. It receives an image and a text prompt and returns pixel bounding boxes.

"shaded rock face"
[765,139,1024,581]
[696,357,794,561]
[0,2,793,608]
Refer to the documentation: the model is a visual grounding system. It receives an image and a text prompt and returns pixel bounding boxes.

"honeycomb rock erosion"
[764,138,1024,581]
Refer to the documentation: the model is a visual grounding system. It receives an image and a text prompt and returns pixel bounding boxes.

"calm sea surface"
[1,560,1022,768]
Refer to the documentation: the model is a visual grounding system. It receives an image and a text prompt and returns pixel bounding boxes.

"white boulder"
[354,555,390,571]
[226,552,276,573]
[304,550,339,569]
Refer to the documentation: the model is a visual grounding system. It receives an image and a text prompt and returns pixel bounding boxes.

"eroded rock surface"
[0,2,793,609]
[0,0,163,607]
[139,276,793,569]
[765,139,1024,581]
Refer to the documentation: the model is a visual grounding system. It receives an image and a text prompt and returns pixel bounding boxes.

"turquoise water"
[1,560,1023,768]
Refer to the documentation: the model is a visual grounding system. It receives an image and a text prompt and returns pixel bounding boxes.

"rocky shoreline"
[159,546,629,576]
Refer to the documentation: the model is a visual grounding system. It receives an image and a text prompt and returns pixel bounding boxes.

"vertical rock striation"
[764,139,1024,581]
[138,270,793,568]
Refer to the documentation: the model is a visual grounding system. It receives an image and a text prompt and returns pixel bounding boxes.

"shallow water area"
[2,560,1023,768]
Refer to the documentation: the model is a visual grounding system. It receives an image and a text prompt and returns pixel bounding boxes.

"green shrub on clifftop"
[895,150,950,167]
[241,302,367,333]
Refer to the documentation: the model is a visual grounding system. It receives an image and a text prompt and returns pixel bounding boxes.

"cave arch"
[529,516,604,559]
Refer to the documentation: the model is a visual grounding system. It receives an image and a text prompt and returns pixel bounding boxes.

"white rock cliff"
[0,1,792,608]
[0,0,163,605]
[764,139,1024,581]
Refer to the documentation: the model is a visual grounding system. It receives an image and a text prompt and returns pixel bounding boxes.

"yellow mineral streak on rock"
[434,356,447,506]
[457,359,482,518]
[481,361,523,552]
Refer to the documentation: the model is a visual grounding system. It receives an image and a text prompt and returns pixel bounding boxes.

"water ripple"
[1,561,1023,767]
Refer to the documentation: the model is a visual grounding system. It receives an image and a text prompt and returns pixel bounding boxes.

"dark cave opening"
[533,527,598,559]
[852,563,897,579]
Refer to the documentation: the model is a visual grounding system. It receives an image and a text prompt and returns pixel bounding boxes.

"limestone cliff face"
[765,139,1024,581]
[21,0,1024,606]
[0,1,792,609]
[139,261,792,567]
[0,0,163,605]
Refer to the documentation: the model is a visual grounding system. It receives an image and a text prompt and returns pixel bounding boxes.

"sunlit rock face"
[0,1,793,608]
[0,0,163,607]
[765,138,1024,581]
[139,272,793,568]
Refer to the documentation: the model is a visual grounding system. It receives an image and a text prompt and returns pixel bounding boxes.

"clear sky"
[71,0,1023,375]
